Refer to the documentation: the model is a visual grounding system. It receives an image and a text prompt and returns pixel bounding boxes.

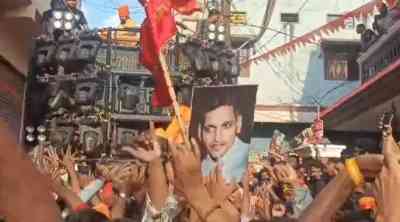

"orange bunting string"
[241,0,380,66]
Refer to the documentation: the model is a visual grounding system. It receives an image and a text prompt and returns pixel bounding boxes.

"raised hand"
[62,145,78,171]
[122,139,162,163]
[45,148,61,169]
[374,129,400,222]
[40,149,63,182]
[204,166,242,220]
[101,163,146,195]
[110,163,135,183]
[169,138,203,196]
[204,164,237,205]
[128,164,146,193]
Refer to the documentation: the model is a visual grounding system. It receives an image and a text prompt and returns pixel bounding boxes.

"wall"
[0,0,50,140]
[232,0,377,154]
[0,60,25,138]
[239,0,373,107]
[0,0,50,75]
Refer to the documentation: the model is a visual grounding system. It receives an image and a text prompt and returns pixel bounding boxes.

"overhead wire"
[297,0,311,13]
[246,23,320,46]
[253,0,312,57]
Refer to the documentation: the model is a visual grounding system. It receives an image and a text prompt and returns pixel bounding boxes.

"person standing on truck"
[116,5,139,46]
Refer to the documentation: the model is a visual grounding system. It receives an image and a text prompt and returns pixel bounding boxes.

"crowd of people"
[1,117,400,222]
[4,0,400,222]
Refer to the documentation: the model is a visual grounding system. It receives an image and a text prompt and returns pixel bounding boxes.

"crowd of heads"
[21,125,389,222]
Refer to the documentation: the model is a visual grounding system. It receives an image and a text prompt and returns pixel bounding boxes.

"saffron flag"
[140,0,201,106]
[171,0,200,15]
[140,0,177,107]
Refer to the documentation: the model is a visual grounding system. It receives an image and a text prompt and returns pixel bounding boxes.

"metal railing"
[357,21,400,83]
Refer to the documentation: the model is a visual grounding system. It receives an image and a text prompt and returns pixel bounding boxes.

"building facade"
[234,0,375,153]
[320,5,400,152]
[0,0,50,141]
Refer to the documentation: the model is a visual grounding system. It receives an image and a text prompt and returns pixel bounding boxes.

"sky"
[81,0,146,28]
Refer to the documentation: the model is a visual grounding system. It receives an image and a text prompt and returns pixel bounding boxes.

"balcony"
[358,20,400,83]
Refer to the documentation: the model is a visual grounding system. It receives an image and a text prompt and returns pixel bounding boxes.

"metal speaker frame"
[116,77,153,114]
[79,125,104,154]
[49,126,74,148]
[35,43,57,68]
[55,40,76,65]
[75,38,102,63]
[116,127,139,146]
[74,81,103,106]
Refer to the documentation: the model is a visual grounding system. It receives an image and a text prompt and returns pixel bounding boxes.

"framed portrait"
[189,85,258,183]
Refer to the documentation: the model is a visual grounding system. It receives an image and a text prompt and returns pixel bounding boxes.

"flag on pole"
[140,0,200,107]
[171,0,201,15]
[140,0,177,107]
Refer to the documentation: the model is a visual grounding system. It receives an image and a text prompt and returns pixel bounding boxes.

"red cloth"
[171,0,200,15]
[140,0,199,107]
[100,182,114,207]
[100,182,113,199]
[386,0,398,8]
[74,203,90,212]
[140,0,177,107]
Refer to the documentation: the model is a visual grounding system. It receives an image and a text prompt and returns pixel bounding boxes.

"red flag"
[140,0,177,107]
[171,0,201,15]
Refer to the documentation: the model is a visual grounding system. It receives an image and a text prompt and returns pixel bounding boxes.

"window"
[322,40,361,81]
[327,53,349,80]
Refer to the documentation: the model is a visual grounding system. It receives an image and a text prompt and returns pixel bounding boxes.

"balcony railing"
[357,20,400,83]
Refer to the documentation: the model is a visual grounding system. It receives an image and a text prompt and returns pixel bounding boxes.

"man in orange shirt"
[116,5,139,46]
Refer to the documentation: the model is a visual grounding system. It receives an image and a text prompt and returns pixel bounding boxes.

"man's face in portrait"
[200,105,242,159]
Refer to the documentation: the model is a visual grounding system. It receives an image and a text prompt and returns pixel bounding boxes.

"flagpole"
[158,51,191,148]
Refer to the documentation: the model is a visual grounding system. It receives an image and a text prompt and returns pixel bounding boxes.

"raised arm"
[298,154,383,222]
[169,138,240,222]
[122,138,168,210]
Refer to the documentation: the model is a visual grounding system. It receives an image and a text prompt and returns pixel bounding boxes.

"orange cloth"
[116,18,138,47]
[99,18,138,47]
[155,128,169,139]
[155,105,191,143]
[93,202,111,219]
[118,5,130,17]
[358,196,377,210]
